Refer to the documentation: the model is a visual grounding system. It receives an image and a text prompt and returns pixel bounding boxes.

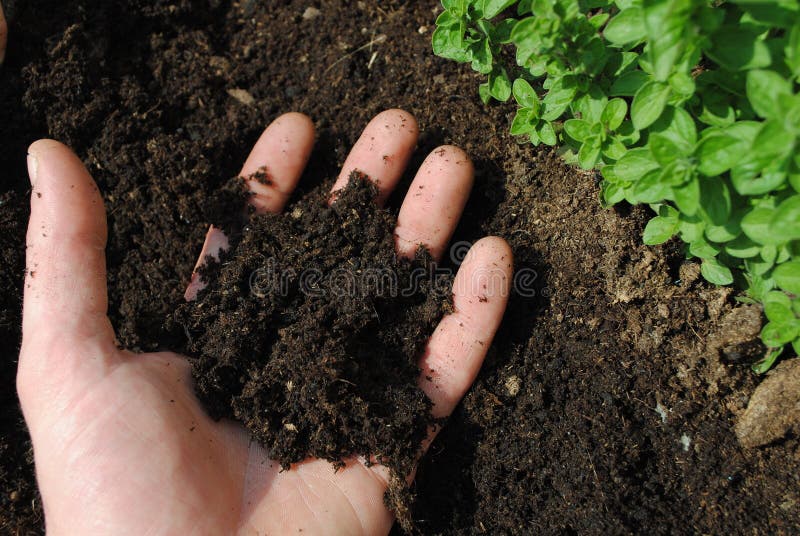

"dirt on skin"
[173,173,449,488]
[0,1,798,534]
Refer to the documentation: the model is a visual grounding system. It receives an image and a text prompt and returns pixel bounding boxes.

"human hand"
[18,110,512,535]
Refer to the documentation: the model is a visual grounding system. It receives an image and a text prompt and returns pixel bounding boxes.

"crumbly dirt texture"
[174,174,449,479]
[1,1,798,534]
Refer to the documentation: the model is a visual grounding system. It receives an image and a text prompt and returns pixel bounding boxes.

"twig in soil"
[324,34,387,76]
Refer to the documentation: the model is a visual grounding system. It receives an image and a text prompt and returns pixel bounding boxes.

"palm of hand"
[19,111,511,535]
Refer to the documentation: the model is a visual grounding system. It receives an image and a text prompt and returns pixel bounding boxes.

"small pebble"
[227,88,256,106]
[680,433,691,452]
[302,7,321,20]
[504,375,521,397]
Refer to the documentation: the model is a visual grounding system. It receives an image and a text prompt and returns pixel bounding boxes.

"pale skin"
[18,109,513,535]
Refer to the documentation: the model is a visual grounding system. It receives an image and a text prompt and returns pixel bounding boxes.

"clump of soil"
[175,173,452,479]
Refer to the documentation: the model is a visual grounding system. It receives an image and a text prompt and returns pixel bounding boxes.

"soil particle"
[736,359,800,448]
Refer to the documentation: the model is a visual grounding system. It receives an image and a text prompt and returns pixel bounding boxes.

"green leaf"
[707,24,772,71]
[777,244,792,264]
[537,121,557,146]
[747,255,776,277]
[631,81,670,129]
[478,81,491,104]
[725,235,761,258]
[632,169,672,202]
[770,195,800,242]
[679,213,705,243]
[648,134,681,166]
[470,38,494,74]
[511,108,536,135]
[761,245,778,264]
[698,176,731,226]
[773,261,800,294]
[742,207,784,246]
[442,0,469,16]
[643,214,678,244]
[512,78,539,109]
[482,0,516,18]
[602,137,628,160]
[564,119,592,142]
[610,70,649,97]
[668,71,695,98]
[432,24,470,62]
[763,291,795,324]
[673,177,700,216]
[601,98,627,131]
[689,237,722,259]
[787,22,800,78]
[529,128,541,146]
[643,0,693,81]
[706,218,741,243]
[701,257,734,285]
[604,7,646,45]
[488,67,512,101]
[752,347,783,374]
[746,70,793,120]
[698,92,736,127]
[590,12,611,30]
[580,37,611,76]
[492,18,518,43]
[761,321,799,347]
[696,133,745,177]
[602,180,627,206]
[649,106,696,155]
[731,156,790,196]
[571,87,608,124]
[613,148,660,182]
[542,76,578,120]
[578,137,602,169]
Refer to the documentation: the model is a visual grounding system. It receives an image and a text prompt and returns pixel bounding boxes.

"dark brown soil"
[174,173,449,480]
[0,1,798,534]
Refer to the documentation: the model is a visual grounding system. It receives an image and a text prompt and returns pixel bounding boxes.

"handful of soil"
[174,173,453,478]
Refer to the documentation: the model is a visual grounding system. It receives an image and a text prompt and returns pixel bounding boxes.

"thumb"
[19,141,117,406]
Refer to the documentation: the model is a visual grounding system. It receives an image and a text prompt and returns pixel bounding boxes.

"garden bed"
[0,1,798,533]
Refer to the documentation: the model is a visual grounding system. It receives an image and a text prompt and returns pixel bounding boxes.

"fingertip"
[332,109,419,204]
[434,144,474,176]
[469,236,513,269]
[374,108,419,135]
[395,144,475,260]
[241,112,316,213]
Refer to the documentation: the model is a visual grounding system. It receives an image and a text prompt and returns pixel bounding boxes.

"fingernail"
[27,152,38,187]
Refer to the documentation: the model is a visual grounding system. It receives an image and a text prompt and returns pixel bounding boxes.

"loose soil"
[0,1,798,534]
[174,173,449,481]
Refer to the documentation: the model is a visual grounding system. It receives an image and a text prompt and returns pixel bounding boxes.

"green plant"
[433,0,800,372]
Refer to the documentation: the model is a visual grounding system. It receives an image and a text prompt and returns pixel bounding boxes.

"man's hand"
[18,110,512,535]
